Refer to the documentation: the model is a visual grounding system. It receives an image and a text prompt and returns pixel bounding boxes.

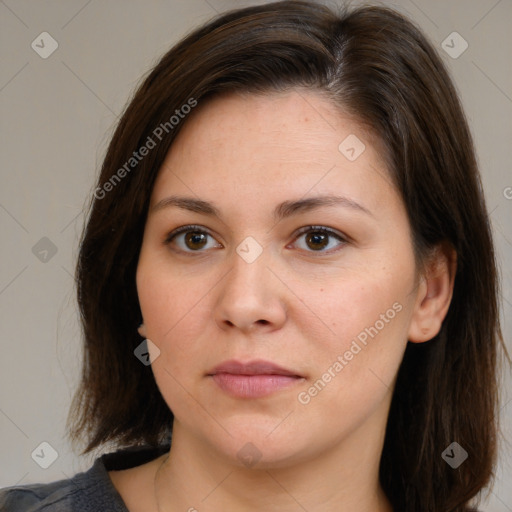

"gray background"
[0,0,511,510]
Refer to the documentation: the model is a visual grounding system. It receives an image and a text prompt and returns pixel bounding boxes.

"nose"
[213,244,287,334]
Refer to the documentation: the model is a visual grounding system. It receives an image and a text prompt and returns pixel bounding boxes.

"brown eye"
[184,231,208,250]
[165,225,222,253]
[305,231,329,251]
[292,226,346,253]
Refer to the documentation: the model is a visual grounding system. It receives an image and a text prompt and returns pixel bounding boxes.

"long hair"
[68,2,503,510]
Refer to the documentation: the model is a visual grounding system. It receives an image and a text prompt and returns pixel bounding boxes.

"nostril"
[222,319,269,328]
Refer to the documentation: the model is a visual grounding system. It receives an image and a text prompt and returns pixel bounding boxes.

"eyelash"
[164,224,347,255]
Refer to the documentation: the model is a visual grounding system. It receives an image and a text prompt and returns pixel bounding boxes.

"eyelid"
[293,225,347,240]
[164,224,223,253]
[164,224,217,243]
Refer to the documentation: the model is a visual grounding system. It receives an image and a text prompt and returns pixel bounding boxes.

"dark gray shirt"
[1,444,485,511]
[0,444,170,511]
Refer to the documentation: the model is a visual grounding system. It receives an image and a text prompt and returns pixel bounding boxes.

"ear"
[408,242,457,343]
[138,322,147,338]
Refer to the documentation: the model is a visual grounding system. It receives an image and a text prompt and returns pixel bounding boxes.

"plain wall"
[1,0,511,510]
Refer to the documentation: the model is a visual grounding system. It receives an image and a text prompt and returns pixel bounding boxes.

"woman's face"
[136,90,424,468]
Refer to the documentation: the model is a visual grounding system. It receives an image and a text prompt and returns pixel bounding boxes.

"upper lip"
[209,359,302,377]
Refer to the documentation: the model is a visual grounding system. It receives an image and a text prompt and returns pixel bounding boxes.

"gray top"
[0,444,170,511]
[1,445,484,511]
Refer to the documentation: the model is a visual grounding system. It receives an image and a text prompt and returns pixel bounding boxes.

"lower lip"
[211,373,302,398]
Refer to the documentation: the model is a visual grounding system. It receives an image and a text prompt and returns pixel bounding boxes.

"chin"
[201,419,317,470]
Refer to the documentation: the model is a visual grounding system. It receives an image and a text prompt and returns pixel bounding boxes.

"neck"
[154,421,393,512]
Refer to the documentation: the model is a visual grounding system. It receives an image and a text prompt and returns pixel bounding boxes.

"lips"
[208,359,304,399]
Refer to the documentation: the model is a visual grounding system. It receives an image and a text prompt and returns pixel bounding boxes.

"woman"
[0,1,503,510]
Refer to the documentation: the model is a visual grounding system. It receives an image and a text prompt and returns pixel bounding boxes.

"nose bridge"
[214,237,286,330]
[225,236,270,298]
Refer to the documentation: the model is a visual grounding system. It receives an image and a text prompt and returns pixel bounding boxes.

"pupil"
[307,232,327,250]
[186,232,207,249]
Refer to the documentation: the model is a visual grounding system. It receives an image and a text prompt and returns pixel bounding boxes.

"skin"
[109,90,455,511]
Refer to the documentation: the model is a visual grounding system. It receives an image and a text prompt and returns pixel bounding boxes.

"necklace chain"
[154,454,170,512]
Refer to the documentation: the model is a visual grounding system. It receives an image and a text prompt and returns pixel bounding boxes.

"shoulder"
[0,444,170,512]
[0,477,75,511]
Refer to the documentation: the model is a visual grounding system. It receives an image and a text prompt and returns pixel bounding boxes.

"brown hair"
[68,1,503,510]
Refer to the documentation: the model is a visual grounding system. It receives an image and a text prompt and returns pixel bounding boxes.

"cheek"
[293,296,409,440]
[304,264,412,346]
[138,258,203,336]
[137,265,212,417]
[136,237,226,423]
[297,263,414,396]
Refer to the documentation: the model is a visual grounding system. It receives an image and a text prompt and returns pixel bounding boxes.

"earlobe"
[408,243,457,343]
[138,322,147,338]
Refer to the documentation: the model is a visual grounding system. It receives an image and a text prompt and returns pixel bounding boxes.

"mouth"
[207,359,305,399]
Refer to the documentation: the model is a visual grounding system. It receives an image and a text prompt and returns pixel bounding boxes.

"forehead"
[168,90,370,161]
[151,90,397,213]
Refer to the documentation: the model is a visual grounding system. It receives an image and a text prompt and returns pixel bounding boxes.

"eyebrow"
[151,194,373,220]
